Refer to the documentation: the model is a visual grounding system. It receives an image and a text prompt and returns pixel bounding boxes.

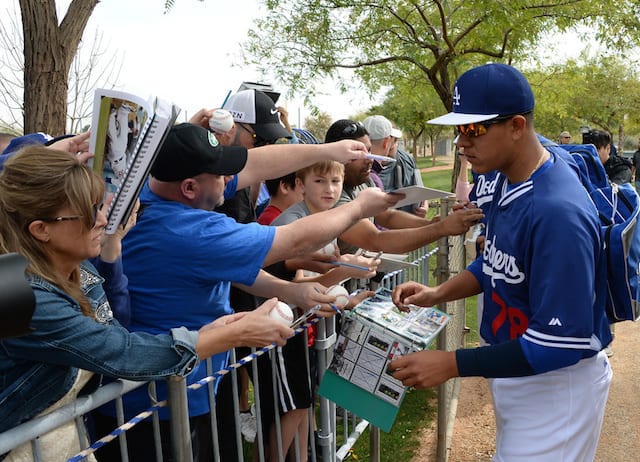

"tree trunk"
[19,0,98,135]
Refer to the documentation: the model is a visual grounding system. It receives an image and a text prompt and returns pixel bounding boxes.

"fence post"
[436,197,452,462]
[167,375,193,462]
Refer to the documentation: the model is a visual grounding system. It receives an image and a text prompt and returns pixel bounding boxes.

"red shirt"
[257,205,282,225]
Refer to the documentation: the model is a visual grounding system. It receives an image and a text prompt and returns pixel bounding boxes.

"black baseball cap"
[224,89,292,142]
[150,123,248,181]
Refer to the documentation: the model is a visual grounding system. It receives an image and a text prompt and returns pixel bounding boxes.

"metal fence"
[0,199,468,462]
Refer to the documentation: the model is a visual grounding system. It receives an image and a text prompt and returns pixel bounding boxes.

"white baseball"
[209,109,234,133]
[321,242,337,255]
[269,301,294,325]
[326,285,350,307]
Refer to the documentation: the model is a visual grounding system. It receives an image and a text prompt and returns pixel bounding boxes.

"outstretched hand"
[203,298,294,347]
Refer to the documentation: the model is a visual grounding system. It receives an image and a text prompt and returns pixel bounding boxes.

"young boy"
[257,172,304,225]
[257,159,376,461]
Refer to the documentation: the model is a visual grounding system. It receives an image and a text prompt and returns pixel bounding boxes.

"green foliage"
[245,0,640,113]
[527,54,640,145]
[303,110,333,140]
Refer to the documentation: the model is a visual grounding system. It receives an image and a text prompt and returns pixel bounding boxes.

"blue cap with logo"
[428,63,535,125]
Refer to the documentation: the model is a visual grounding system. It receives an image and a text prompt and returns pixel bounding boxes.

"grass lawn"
[421,169,453,193]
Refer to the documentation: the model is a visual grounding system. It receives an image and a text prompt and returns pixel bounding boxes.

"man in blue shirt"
[93,123,398,461]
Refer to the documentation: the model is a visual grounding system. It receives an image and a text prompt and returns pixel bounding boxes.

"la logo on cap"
[207,131,219,147]
[453,86,461,107]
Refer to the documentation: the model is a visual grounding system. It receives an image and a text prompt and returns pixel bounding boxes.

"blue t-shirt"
[118,181,275,418]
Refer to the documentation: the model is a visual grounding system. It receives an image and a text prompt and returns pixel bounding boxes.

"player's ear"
[510,115,527,139]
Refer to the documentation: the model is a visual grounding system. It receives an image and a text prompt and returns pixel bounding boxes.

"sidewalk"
[419,156,455,174]
[414,321,640,461]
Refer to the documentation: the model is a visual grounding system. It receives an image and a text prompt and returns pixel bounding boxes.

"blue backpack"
[547,142,640,323]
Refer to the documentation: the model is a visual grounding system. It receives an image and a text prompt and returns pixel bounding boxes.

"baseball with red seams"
[209,109,234,134]
[269,301,294,325]
[326,285,349,307]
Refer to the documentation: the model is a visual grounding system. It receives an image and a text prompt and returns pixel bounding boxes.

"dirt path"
[412,322,640,461]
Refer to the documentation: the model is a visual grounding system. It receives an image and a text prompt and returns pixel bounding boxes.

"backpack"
[546,142,640,323]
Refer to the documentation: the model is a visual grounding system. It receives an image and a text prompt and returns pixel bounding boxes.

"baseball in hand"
[269,301,294,325]
[326,285,350,307]
[209,109,234,133]
[321,242,337,255]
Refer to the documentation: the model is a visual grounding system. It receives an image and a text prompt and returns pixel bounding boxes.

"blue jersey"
[467,151,612,373]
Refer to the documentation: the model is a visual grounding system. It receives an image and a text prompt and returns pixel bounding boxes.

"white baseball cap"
[363,115,393,141]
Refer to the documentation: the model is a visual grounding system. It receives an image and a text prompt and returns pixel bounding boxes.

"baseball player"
[388,63,612,461]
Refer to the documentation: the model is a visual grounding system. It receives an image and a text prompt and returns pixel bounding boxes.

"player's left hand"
[387,350,459,389]
[392,281,435,311]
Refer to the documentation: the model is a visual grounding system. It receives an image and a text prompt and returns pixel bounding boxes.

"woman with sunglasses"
[0,146,293,460]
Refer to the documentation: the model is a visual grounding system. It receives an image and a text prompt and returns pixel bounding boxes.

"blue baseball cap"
[429,63,534,125]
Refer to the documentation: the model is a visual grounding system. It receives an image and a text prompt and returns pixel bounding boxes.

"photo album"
[318,287,450,432]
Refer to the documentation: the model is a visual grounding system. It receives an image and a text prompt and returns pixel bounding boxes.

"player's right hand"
[392,281,435,311]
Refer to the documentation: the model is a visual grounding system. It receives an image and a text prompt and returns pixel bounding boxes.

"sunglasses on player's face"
[455,114,517,138]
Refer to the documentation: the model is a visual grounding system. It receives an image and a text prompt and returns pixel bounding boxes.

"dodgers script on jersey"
[467,151,612,371]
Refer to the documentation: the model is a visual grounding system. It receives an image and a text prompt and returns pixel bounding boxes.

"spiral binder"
[88,89,180,234]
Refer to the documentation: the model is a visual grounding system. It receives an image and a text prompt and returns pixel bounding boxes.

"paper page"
[388,185,453,209]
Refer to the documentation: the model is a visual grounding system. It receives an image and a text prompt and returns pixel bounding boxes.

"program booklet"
[318,287,449,432]
[88,89,180,234]
[389,185,452,209]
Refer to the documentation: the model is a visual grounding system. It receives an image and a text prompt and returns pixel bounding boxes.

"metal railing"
[0,199,468,462]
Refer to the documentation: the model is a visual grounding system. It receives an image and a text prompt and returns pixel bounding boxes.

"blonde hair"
[296,160,344,182]
[0,146,105,316]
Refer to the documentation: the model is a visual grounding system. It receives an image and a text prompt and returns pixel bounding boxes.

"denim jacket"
[0,261,199,432]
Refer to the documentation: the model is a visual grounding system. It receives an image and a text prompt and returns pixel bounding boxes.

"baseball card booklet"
[88,88,180,234]
[318,287,450,432]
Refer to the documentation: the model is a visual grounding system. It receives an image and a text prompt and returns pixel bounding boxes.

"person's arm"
[6,287,292,381]
[373,208,429,229]
[236,140,368,190]
[236,270,340,316]
[195,299,294,358]
[339,206,483,254]
[292,254,379,286]
[262,187,400,266]
[89,200,139,325]
[456,157,473,202]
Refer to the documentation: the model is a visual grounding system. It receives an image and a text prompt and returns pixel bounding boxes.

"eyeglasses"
[238,123,268,147]
[455,114,518,138]
[38,203,101,227]
[341,121,365,136]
